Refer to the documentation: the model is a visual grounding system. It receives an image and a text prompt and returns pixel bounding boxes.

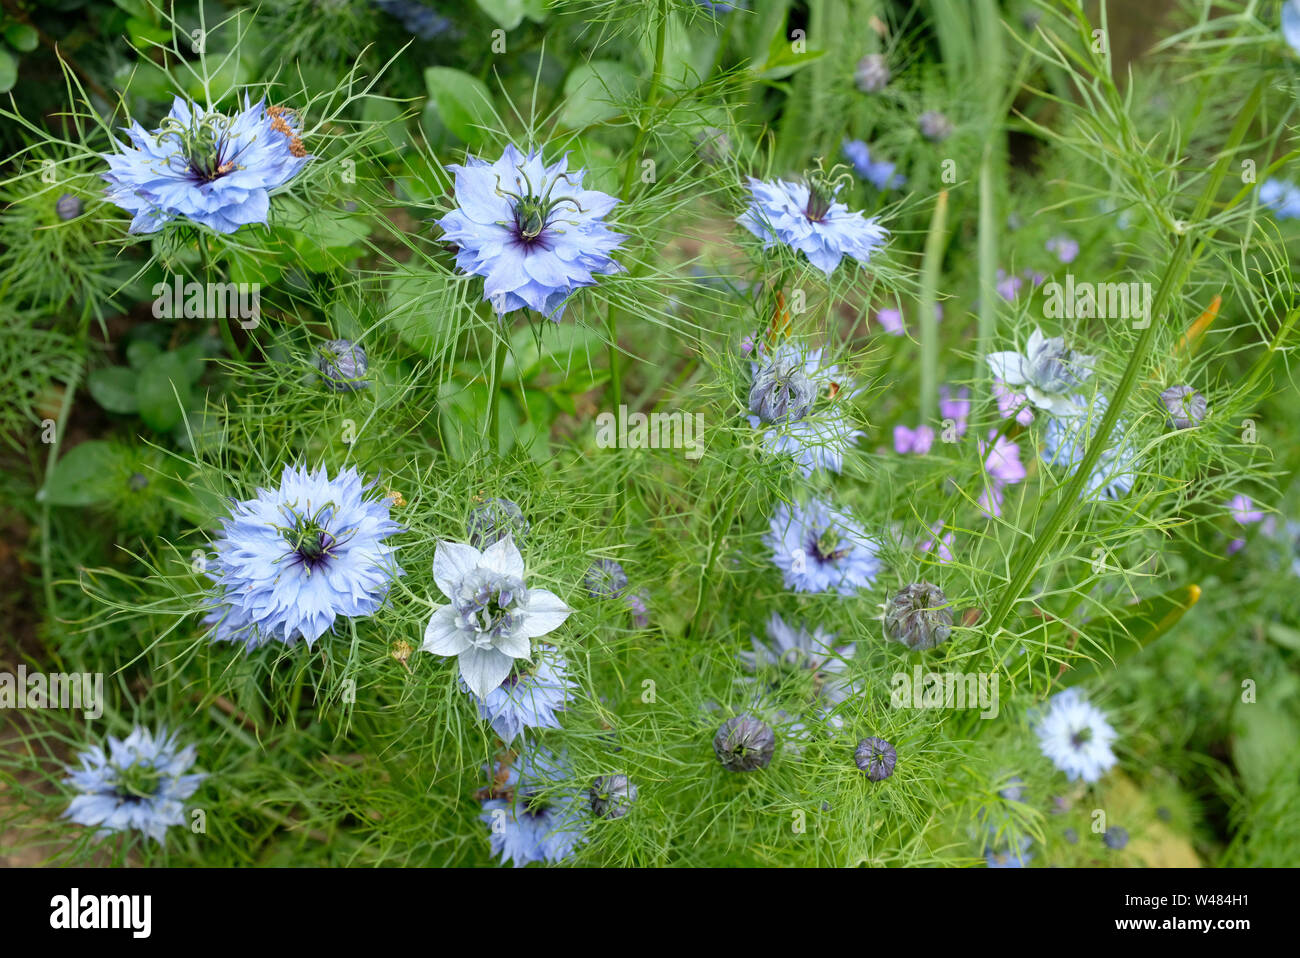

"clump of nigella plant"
[478,748,587,867]
[421,536,572,697]
[583,558,628,598]
[203,466,403,649]
[467,497,530,549]
[316,339,369,392]
[63,727,206,843]
[765,497,882,595]
[465,647,576,744]
[883,582,954,650]
[854,737,897,781]
[1034,688,1118,783]
[854,53,890,92]
[101,96,310,233]
[589,774,638,819]
[1159,385,1207,430]
[437,144,625,321]
[714,715,776,771]
[737,161,889,275]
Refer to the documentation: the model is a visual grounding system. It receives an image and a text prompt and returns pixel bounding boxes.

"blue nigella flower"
[841,139,905,191]
[746,344,861,474]
[479,747,587,867]
[764,497,882,594]
[465,647,576,744]
[63,727,206,844]
[756,408,863,476]
[1040,394,1140,501]
[420,535,572,698]
[737,173,889,276]
[1285,0,1300,54]
[740,611,856,708]
[583,558,628,598]
[1259,178,1300,219]
[1034,687,1118,783]
[437,144,626,321]
[102,96,310,234]
[372,0,454,40]
[986,836,1033,868]
[204,466,403,650]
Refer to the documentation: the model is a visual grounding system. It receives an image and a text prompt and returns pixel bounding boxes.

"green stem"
[919,190,948,426]
[486,323,509,456]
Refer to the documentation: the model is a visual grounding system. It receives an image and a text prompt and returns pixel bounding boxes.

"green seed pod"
[883,582,953,650]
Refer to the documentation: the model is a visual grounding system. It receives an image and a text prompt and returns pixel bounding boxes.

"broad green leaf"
[0,48,16,95]
[475,0,548,31]
[1232,698,1300,797]
[423,67,495,146]
[136,352,193,432]
[88,366,141,414]
[559,61,638,130]
[4,24,39,53]
[38,441,128,507]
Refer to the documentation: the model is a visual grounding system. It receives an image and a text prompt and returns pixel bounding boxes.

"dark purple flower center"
[279,504,343,572]
[496,164,585,247]
[157,111,245,184]
[1070,726,1093,748]
[808,526,851,564]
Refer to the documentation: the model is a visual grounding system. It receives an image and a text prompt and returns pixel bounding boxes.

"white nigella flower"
[985,327,1095,417]
[420,536,572,697]
[1034,688,1118,783]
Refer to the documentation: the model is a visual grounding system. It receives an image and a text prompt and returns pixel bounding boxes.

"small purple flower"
[737,174,889,276]
[1046,235,1079,264]
[939,385,970,439]
[918,110,953,142]
[855,53,891,93]
[1229,494,1264,525]
[894,424,935,455]
[876,306,905,336]
[765,497,882,595]
[996,269,1024,301]
[316,339,370,392]
[1104,825,1129,850]
[992,378,1035,425]
[624,589,649,628]
[437,144,626,321]
[978,430,1026,516]
[919,521,954,564]
[56,193,83,220]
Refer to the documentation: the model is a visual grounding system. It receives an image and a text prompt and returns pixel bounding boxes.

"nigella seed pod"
[583,558,628,599]
[713,715,776,772]
[316,339,369,392]
[589,774,638,819]
[56,194,82,221]
[918,110,954,143]
[854,53,890,93]
[693,126,732,166]
[1103,825,1129,850]
[467,497,530,549]
[749,348,818,424]
[854,737,897,781]
[1159,385,1207,430]
[883,582,953,650]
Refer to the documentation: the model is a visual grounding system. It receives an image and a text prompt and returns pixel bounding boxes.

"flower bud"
[855,53,890,93]
[854,737,897,781]
[583,558,628,598]
[56,194,82,221]
[918,110,953,143]
[693,126,732,166]
[749,348,818,424]
[883,582,953,650]
[589,774,638,819]
[316,339,369,392]
[713,715,776,772]
[467,497,529,549]
[1159,384,1206,429]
